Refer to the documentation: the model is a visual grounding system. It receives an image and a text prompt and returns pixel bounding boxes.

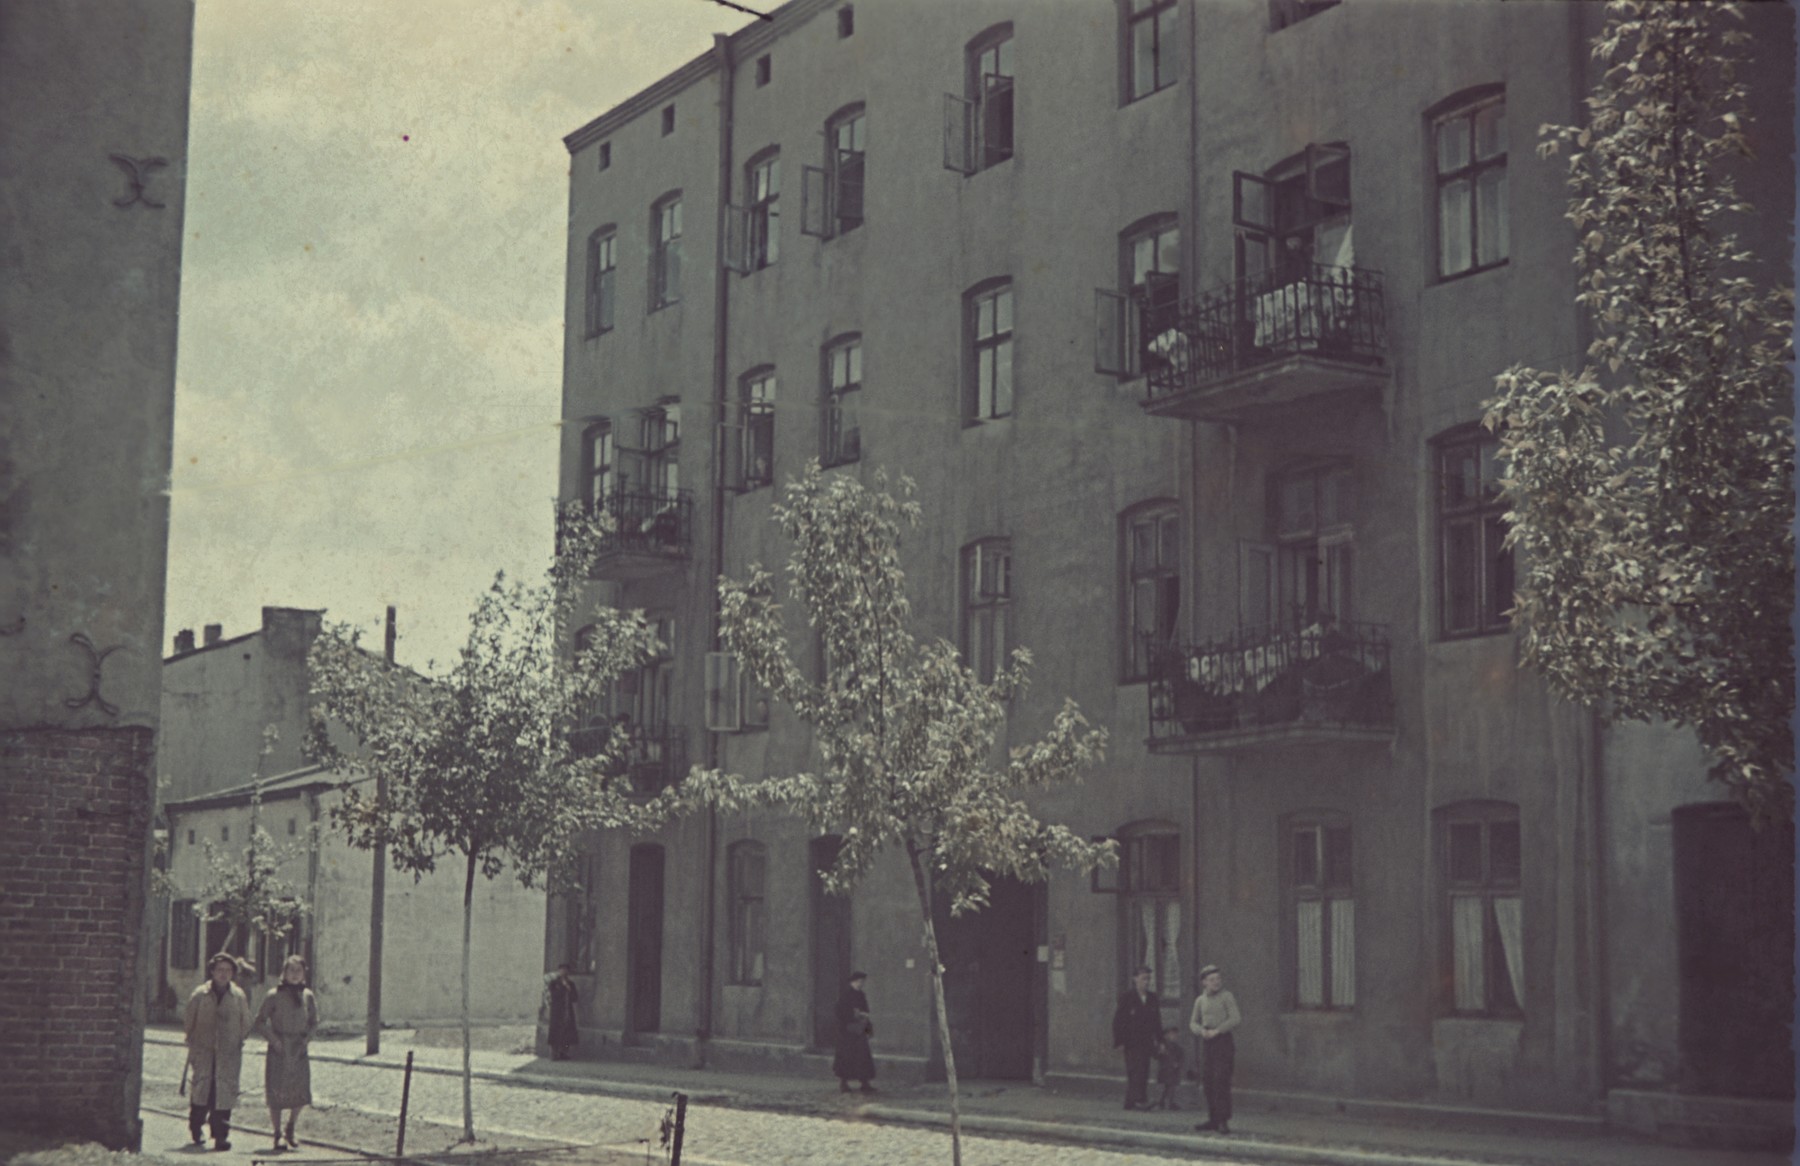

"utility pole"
[367,605,395,1054]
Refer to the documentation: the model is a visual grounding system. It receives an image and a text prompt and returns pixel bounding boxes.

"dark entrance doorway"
[810,836,854,1049]
[933,874,1042,1080]
[625,844,665,1035]
[1672,802,1794,1098]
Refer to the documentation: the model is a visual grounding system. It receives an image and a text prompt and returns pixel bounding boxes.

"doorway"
[934,874,1042,1080]
[810,835,854,1049]
[626,844,665,1035]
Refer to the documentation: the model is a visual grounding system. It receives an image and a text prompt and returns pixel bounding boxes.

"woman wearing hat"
[184,952,254,1150]
[1188,964,1240,1134]
[832,972,876,1094]
[254,954,319,1151]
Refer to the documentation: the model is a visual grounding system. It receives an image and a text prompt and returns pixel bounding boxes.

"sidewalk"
[144,1027,1787,1166]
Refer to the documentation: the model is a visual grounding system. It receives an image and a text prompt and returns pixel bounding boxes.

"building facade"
[0,0,195,1149]
[548,0,1793,1145]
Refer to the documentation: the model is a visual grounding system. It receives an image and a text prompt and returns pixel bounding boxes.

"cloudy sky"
[167,0,755,672]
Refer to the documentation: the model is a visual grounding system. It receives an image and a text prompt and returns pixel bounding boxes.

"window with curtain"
[1124,0,1178,101]
[582,422,613,508]
[585,227,616,335]
[728,841,768,985]
[1435,425,1513,638]
[746,152,779,269]
[821,335,862,468]
[967,281,1014,421]
[961,538,1011,684]
[1434,90,1507,278]
[1287,817,1354,1009]
[1121,502,1180,682]
[1269,461,1355,631]
[1118,827,1182,1005]
[1439,802,1523,1015]
[741,370,776,489]
[651,193,683,309]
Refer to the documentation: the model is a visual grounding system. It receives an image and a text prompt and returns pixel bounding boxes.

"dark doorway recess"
[626,844,665,1035]
[931,874,1043,1081]
[810,835,855,1049]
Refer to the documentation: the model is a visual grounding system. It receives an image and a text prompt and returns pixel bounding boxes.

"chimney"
[203,623,223,646]
[385,606,397,664]
[174,629,195,655]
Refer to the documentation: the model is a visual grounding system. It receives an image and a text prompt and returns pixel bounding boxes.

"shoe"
[859,1083,876,1094]
[190,1132,205,1146]
[1217,1123,1230,1135]
[839,1080,851,1093]
[213,1141,231,1152]
[1195,1121,1217,1132]
[285,1122,297,1147]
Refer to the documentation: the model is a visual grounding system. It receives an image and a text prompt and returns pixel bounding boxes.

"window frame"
[639,402,681,500]
[581,422,614,509]
[1116,822,1183,1007]
[650,192,683,310]
[965,279,1015,423]
[960,537,1013,685]
[837,4,854,37]
[564,850,599,975]
[1436,801,1524,1017]
[821,333,863,468]
[745,150,780,271]
[826,105,866,235]
[1123,0,1179,103]
[1431,87,1508,281]
[1268,460,1356,630]
[1120,500,1181,683]
[966,25,1015,172]
[740,367,776,491]
[1282,813,1355,1011]
[727,840,769,986]
[1434,424,1512,639]
[585,227,617,337]
[170,898,199,970]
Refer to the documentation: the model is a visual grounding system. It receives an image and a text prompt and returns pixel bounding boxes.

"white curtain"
[1161,902,1182,1001]
[1329,898,1356,1007]
[1296,899,1324,1006]
[1140,901,1156,978]
[1493,895,1524,1010]
[1451,895,1485,1012]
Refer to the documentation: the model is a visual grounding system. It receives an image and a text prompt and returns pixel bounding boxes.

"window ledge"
[1122,83,1179,109]
[1433,260,1509,287]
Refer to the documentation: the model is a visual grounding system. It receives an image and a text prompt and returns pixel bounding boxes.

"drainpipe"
[697,29,737,1068]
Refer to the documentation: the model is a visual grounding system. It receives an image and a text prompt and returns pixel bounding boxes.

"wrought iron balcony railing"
[569,720,689,797]
[1148,620,1393,749]
[1141,263,1387,405]
[587,487,694,565]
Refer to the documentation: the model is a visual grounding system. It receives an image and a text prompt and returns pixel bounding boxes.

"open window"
[945,25,1014,174]
[705,652,770,733]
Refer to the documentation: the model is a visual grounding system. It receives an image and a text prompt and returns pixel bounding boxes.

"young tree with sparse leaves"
[306,504,672,1142]
[678,465,1114,1166]
[1485,0,1793,822]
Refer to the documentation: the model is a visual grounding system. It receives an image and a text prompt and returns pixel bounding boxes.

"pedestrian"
[832,971,876,1094]
[254,954,318,1152]
[1153,1026,1186,1110]
[1189,963,1241,1134]
[1111,965,1161,1110]
[184,951,254,1151]
[544,962,580,1061]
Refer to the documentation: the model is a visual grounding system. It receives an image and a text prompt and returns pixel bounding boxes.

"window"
[705,651,769,732]
[961,538,1012,684]
[1233,143,1352,284]
[1270,0,1340,31]
[747,153,780,270]
[221,825,229,842]
[1125,0,1178,101]
[170,899,199,969]
[754,54,772,86]
[1252,462,1354,631]
[946,26,1014,174]
[651,194,682,309]
[616,615,674,731]
[286,817,297,836]
[1099,215,1182,378]
[821,335,862,468]
[565,850,599,975]
[966,281,1014,421]
[838,4,854,37]
[1118,826,1183,1005]
[186,829,195,845]
[582,422,615,508]
[1438,802,1523,1015]
[204,906,230,961]
[631,402,680,501]
[829,108,865,234]
[585,228,616,335]
[1286,817,1354,1009]
[1122,503,1180,682]
[1434,91,1507,278]
[728,841,768,985]
[661,104,676,135]
[741,369,776,489]
[1436,426,1513,637]
[598,142,611,171]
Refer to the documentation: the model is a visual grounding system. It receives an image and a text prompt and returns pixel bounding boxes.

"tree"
[171,728,313,964]
[1485,0,1794,823]
[307,504,671,1142]
[678,465,1114,1166]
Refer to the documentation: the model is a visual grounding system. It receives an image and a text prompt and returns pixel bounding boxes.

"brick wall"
[0,727,156,1150]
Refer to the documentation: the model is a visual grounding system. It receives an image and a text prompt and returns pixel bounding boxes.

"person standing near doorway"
[1111,965,1161,1110]
[185,952,253,1150]
[1189,963,1241,1134]
[254,954,318,1152]
[545,963,580,1061]
[832,971,876,1093]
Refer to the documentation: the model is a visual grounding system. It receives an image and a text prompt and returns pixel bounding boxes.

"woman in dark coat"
[832,971,875,1093]
[544,963,580,1060]
[254,954,318,1151]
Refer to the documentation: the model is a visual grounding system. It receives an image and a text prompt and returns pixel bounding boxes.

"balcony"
[1148,621,1394,753]
[570,721,689,797]
[1140,264,1388,424]
[583,488,693,581]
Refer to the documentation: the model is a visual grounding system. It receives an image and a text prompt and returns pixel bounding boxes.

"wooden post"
[396,1050,414,1160]
[669,1092,687,1166]
[368,606,395,1055]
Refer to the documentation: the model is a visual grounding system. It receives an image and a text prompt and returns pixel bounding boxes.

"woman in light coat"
[254,954,319,1151]
[185,952,254,1150]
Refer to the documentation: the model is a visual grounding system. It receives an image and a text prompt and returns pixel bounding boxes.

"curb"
[141,1102,380,1162]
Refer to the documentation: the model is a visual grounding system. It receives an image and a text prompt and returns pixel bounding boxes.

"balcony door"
[1233,143,1352,283]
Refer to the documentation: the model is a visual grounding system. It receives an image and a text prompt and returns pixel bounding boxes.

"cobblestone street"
[139,1038,1255,1166]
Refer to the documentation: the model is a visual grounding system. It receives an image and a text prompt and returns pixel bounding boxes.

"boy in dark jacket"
[1153,1026,1186,1110]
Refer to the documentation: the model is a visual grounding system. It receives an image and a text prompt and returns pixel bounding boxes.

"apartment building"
[550,0,1793,1143]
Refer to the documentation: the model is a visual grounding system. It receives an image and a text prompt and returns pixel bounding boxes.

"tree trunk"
[460,850,476,1143]
[905,839,962,1166]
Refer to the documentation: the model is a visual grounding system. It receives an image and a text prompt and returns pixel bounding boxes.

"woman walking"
[254,955,318,1151]
[185,952,254,1151]
[832,971,876,1094]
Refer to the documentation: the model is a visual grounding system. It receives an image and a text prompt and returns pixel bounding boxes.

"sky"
[166,0,756,673]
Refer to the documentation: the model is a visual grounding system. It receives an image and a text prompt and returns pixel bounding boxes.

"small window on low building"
[598,141,611,171]
[661,104,676,136]
[838,4,854,37]
[755,54,772,86]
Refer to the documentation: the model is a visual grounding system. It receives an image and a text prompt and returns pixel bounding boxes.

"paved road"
[141,1040,1261,1166]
